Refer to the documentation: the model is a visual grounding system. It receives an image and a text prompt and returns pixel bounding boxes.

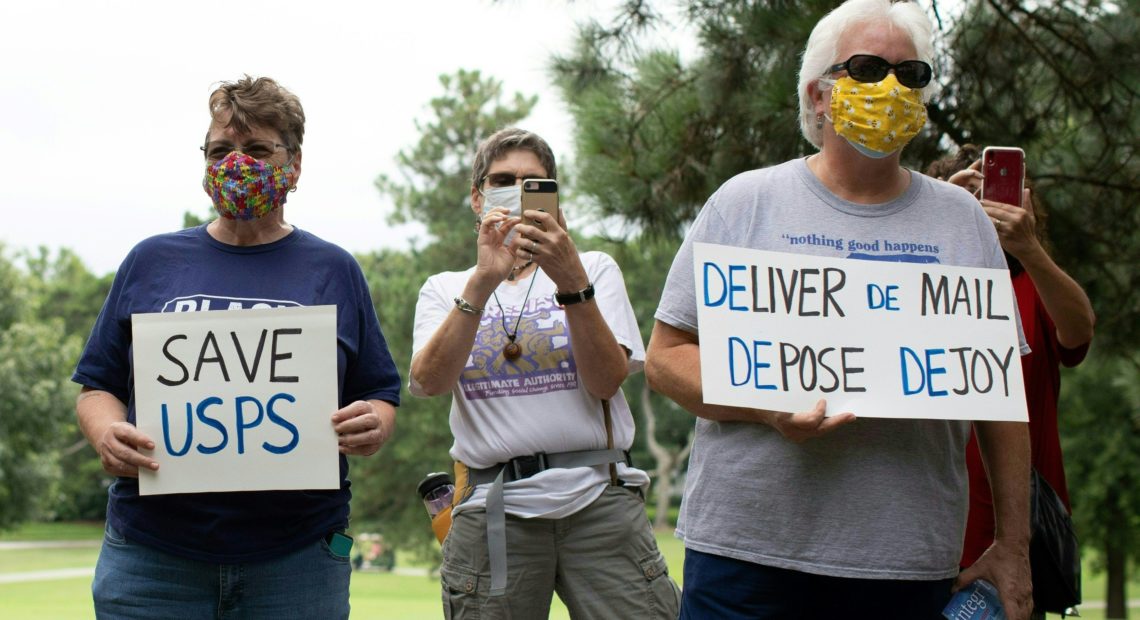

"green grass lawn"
[0,546,101,573]
[0,521,104,541]
[1,522,1135,619]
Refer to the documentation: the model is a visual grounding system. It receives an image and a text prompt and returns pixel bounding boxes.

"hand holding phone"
[981,147,1025,208]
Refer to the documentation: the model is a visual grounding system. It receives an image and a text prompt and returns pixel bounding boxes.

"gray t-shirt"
[656,158,1017,580]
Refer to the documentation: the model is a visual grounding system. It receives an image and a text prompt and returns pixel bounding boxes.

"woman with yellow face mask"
[646,1,1035,618]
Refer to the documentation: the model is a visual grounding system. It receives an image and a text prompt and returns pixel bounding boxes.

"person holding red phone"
[929,147,1096,617]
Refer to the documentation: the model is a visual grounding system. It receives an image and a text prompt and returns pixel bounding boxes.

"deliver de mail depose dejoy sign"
[132,305,339,495]
[694,243,1028,421]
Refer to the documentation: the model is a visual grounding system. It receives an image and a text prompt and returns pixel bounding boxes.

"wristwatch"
[554,283,595,307]
[453,296,484,316]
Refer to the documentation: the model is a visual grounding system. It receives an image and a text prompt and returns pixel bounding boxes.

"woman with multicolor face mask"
[409,127,679,619]
[646,0,1035,618]
[71,76,400,619]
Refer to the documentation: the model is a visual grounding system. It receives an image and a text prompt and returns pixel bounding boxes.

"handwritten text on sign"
[132,305,339,495]
[694,243,1027,421]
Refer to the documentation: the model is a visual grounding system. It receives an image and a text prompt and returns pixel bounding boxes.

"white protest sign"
[132,305,339,495]
[694,243,1028,421]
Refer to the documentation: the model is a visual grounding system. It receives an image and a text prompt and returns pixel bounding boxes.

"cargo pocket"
[441,563,482,620]
[640,552,681,619]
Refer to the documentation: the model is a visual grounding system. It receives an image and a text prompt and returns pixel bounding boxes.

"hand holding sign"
[76,388,159,477]
[768,399,856,444]
[333,399,395,456]
[97,421,159,476]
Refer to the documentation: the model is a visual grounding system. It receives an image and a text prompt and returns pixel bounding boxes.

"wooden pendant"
[503,341,522,361]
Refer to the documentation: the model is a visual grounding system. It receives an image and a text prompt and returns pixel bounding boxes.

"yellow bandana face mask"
[827,74,927,159]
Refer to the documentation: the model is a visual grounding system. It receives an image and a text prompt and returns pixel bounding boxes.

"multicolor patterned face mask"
[826,74,927,159]
[202,151,298,220]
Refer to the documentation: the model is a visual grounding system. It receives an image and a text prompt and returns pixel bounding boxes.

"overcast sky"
[0,0,693,275]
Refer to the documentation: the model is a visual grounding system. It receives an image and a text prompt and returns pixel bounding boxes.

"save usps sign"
[132,305,339,495]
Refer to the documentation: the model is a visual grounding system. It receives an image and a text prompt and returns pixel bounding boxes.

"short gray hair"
[797,0,935,149]
[470,128,557,188]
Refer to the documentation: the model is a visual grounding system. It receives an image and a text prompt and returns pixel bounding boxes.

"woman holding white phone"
[408,128,679,618]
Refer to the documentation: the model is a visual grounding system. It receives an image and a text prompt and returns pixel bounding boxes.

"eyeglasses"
[480,173,534,189]
[201,140,289,164]
[824,54,933,89]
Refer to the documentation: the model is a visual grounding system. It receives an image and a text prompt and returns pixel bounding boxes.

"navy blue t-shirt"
[72,224,401,563]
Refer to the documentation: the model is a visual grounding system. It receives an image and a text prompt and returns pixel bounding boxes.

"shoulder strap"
[603,399,618,486]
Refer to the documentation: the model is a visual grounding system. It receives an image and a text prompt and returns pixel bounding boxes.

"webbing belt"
[465,448,630,596]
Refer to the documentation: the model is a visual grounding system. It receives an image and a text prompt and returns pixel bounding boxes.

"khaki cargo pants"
[441,486,681,619]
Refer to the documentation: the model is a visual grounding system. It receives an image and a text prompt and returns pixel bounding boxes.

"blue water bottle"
[942,579,1007,620]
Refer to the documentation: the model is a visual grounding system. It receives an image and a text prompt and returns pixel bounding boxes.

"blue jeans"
[680,548,954,620]
[93,522,351,619]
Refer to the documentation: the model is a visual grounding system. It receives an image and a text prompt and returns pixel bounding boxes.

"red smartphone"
[981,146,1025,207]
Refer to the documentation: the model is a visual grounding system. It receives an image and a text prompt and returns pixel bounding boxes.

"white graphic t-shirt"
[411,251,648,519]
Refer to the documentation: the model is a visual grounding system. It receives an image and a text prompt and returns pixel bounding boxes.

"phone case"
[521,179,559,229]
[327,531,353,558]
[981,147,1025,207]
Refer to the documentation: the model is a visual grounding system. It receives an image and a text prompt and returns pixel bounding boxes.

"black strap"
[467,449,631,486]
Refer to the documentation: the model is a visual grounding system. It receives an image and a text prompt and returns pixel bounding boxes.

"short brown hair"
[925,143,982,181]
[207,76,305,152]
[471,128,557,188]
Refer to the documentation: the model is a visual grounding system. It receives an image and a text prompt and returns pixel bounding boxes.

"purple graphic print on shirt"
[459,296,579,400]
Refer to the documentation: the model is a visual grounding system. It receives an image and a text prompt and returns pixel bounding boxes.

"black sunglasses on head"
[825,54,932,89]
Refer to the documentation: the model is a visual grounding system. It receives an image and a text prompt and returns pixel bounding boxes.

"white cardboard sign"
[694,243,1028,421]
[132,305,339,495]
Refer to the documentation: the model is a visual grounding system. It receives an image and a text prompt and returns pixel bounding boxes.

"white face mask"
[480,185,521,218]
[479,185,522,245]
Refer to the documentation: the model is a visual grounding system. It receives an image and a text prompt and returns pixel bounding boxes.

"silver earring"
[474,218,480,234]
[815,113,824,130]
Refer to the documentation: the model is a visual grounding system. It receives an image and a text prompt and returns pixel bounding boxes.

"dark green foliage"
[16,248,115,522]
[553,1,910,236]
[585,234,696,455]
[21,248,114,343]
[0,285,84,527]
[0,244,26,332]
[932,0,1140,354]
[0,247,115,528]
[1059,351,1140,617]
[375,69,537,268]
[349,248,458,559]
[183,211,211,228]
[931,5,1140,605]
